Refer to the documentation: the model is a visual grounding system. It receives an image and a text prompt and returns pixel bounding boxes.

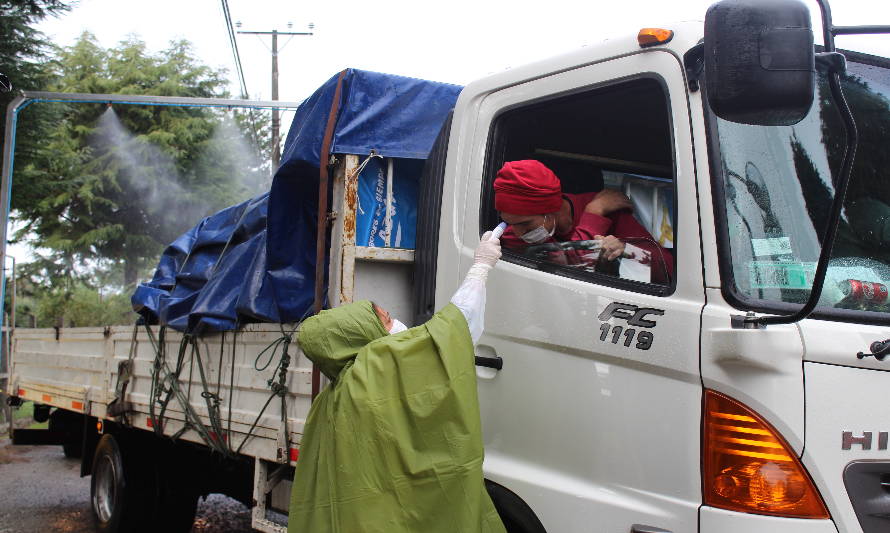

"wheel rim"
[93,454,117,523]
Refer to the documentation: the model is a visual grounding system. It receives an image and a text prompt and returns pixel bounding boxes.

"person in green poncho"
[288,230,506,533]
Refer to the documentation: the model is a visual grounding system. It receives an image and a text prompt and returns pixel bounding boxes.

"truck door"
[451,50,704,531]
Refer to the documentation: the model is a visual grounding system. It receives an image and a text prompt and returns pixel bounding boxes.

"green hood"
[297,300,388,381]
[289,303,506,533]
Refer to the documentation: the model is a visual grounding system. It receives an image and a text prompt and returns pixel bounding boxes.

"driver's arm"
[608,210,675,283]
[571,211,614,241]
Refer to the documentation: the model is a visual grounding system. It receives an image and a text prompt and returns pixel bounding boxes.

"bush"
[35,285,136,328]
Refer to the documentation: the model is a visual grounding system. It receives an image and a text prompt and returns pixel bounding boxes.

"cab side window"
[482,77,676,294]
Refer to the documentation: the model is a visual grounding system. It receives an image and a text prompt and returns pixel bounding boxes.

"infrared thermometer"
[490,222,507,241]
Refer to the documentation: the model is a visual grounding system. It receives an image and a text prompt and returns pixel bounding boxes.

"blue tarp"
[132,69,462,333]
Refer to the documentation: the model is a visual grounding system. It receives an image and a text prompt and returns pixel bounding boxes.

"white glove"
[474,231,501,268]
[466,231,501,283]
[452,227,504,343]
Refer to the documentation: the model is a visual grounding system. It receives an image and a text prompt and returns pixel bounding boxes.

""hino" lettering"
[841,431,889,450]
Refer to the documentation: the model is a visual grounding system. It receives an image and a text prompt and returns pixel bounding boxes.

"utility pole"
[237,25,313,170]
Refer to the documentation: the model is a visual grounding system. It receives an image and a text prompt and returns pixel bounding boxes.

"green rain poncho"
[288,300,506,533]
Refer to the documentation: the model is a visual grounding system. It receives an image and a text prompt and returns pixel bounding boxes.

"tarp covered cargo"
[132,69,462,333]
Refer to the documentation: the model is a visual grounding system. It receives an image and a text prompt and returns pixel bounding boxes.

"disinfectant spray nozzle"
[490,222,507,241]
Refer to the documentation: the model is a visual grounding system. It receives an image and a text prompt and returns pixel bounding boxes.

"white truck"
[3,1,890,532]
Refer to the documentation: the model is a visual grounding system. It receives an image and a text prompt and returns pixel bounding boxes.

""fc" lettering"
[597,303,664,328]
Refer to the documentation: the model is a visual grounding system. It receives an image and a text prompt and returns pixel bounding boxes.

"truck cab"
[3,2,889,533]
[420,17,890,533]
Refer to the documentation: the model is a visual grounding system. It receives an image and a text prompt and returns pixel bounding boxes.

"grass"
[12,400,33,420]
[11,401,48,429]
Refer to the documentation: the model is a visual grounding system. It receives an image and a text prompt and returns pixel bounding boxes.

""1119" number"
[598,322,653,350]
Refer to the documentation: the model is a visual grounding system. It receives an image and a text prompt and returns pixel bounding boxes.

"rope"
[139,317,305,458]
[192,340,229,452]
[351,150,384,181]
[236,322,298,454]
[145,325,230,455]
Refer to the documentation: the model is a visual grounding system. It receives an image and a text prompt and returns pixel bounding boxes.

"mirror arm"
[755,0,859,327]
[815,52,846,74]
[813,0,890,40]
[814,0,837,51]
[833,25,890,36]
[683,43,705,93]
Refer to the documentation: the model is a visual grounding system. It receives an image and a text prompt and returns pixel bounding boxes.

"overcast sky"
[9,1,890,266]
[38,0,890,108]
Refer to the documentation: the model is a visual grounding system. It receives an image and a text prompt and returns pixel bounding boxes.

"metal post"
[237,28,313,172]
[0,94,24,389]
[271,30,280,169]
[10,255,15,331]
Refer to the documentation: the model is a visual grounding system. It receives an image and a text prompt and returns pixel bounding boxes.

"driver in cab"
[494,159,674,283]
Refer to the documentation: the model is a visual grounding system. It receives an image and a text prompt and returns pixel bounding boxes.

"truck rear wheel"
[90,434,151,533]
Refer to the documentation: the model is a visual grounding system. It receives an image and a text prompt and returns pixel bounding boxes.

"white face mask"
[388,319,408,335]
[519,214,556,244]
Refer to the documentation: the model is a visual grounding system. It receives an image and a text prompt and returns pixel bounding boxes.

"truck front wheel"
[90,434,150,533]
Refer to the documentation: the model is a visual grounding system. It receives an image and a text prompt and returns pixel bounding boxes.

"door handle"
[631,525,672,533]
[474,355,503,370]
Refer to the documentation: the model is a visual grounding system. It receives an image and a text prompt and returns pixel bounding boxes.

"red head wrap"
[493,160,562,215]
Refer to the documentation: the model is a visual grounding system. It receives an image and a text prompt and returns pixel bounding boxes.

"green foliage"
[11,402,48,429]
[4,253,140,327]
[34,284,135,328]
[3,25,272,328]
[0,1,71,182]
[12,32,271,289]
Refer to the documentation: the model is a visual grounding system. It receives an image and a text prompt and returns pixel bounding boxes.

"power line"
[220,0,248,99]
[220,0,267,178]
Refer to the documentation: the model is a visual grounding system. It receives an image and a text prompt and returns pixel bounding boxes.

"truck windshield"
[714,52,890,316]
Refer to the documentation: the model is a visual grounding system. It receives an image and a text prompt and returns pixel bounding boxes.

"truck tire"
[90,434,152,533]
[485,480,547,533]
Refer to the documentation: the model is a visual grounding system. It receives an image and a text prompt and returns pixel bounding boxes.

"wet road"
[0,436,256,533]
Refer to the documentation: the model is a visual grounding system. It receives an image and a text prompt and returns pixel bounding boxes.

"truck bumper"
[700,506,837,533]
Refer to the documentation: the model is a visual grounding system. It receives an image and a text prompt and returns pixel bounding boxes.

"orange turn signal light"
[704,390,829,519]
[638,28,674,48]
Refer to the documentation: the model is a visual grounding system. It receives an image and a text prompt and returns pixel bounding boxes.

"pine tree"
[13,33,271,287]
[0,1,71,187]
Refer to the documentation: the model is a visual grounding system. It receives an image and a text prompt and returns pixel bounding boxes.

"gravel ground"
[0,436,258,533]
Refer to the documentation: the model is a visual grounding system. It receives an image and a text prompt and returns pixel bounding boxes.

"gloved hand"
[466,231,501,283]
[474,231,502,269]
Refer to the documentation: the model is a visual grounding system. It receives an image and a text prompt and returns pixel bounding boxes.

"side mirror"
[0,73,11,93]
[704,0,815,126]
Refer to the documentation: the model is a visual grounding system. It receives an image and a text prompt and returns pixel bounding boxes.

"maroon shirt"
[500,191,674,283]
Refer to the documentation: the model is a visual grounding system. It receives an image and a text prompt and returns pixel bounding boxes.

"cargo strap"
[106,325,139,421]
[236,322,297,461]
[312,69,348,400]
[138,322,300,459]
[145,325,229,455]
